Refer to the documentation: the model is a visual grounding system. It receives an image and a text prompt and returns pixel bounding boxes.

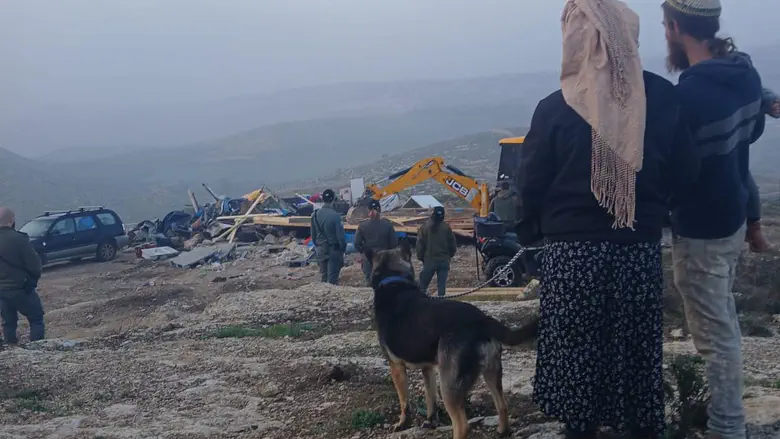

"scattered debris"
[169,243,236,268]
[140,246,180,261]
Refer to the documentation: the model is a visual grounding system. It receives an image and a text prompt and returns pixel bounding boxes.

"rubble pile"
[127,183,318,270]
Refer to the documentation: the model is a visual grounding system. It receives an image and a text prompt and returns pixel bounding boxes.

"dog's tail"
[486,315,539,346]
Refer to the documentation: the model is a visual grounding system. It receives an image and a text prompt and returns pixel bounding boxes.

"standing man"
[0,207,45,344]
[663,2,765,439]
[416,206,457,297]
[310,189,347,285]
[354,199,398,285]
[489,181,517,228]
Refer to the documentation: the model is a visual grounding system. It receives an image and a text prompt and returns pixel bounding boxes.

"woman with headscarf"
[515,0,700,438]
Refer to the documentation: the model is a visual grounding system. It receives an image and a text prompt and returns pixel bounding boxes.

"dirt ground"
[1,229,780,438]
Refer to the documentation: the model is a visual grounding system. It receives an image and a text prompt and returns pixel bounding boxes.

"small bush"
[350,409,385,429]
[739,314,775,338]
[7,389,48,413]
[664,354,710,439]
[213,323,313,339]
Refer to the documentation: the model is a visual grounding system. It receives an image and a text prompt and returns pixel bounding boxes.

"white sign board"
[349,177,366,204]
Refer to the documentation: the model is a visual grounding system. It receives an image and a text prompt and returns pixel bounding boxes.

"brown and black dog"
[366,241,538,439]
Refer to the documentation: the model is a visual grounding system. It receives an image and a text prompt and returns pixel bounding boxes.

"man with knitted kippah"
[662,1,765,439]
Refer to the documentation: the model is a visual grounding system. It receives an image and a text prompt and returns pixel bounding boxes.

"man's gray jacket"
[310,205,347,259]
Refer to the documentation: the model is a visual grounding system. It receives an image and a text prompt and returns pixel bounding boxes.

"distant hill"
[0,147,194,224]
[283,128,529,199]
[7,70,559,157]
[50,100,543,192]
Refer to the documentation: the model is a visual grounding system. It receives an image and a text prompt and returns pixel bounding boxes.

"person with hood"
[517,0,699,437]
[354,199,398,284]
[743,87,780,253]
[310,189,347,285]
[489,181,518,227]
[0,207,45,344]
[415,206,457,297]
[663,1,766,438]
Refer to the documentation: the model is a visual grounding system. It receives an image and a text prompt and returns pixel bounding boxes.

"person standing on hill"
[354,199,398,285]
[663,1,766,438]
[310,189,347,285]
[489,181,518,228]
[416,206,457,297]
[517,0,700,437]
[0,207,45,345]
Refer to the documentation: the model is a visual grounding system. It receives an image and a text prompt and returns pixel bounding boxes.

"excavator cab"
[497,136,525,191]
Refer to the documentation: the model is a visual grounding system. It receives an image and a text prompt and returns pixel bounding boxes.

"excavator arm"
[360,157,489,217]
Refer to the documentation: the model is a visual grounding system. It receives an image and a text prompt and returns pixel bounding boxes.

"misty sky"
[2,0,778,114]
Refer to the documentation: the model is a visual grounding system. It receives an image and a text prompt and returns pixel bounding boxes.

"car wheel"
[485,256,522,288]
[96,240,118,262]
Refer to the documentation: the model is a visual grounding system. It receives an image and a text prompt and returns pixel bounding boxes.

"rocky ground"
[1,228,780,439]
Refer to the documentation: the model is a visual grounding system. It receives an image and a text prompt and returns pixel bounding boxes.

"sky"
[0,0,778,158]
[2,0,778,111]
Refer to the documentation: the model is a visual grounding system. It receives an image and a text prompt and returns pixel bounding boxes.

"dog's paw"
[392,423,409,433]
[421,420,437,430]
[497,427,511,438]
[392,417,410,432]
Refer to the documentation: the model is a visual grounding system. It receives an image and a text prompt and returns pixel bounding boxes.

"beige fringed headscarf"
[561,0,646,229]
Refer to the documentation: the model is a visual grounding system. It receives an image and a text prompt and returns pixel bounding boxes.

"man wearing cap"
[354,199,398,285]
[662,2,765,438]
[416,206,457,297]
[310,189,347,285]
[489,181,518,228]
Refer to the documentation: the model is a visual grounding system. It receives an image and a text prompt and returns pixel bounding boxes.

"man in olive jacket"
[354,199,398,285]
[416,206,457,296]
[0,207,45,344]
[310,190,347,285]
[489,181,518,227]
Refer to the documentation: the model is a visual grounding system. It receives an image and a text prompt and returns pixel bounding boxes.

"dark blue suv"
[19,206,129,265]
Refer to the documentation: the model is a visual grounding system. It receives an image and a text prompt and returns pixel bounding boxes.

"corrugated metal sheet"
[403,195,443,209]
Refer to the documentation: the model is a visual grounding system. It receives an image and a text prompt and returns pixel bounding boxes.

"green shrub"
[664,355,710,439]
[350,409,385,429]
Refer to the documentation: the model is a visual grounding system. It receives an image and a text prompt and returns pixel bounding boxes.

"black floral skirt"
[532,240,665,436]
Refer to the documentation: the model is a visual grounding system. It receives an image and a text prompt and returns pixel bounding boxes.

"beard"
[666,39,690,73]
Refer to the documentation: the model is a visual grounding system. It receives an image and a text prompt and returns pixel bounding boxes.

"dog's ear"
[398,239,412,263]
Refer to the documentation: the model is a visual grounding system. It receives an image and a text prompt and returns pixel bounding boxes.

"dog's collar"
[378,276,413,288]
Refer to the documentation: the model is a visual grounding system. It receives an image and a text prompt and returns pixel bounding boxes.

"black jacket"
[0,227,42,297]
[517,71,699,244]
[355,218,398,254]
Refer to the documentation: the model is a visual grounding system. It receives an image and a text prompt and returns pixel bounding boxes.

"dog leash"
[429,247,527,300]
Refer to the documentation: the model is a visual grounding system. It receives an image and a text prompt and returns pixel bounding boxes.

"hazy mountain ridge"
[2,46,780,223]
[8,71,560,158]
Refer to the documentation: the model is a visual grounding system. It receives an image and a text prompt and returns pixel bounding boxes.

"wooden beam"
[215,214,472,238]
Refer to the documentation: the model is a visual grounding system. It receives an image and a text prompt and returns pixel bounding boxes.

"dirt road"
[0,243,778,439]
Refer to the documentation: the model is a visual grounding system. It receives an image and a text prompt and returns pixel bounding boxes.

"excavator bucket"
[497,136,525,190]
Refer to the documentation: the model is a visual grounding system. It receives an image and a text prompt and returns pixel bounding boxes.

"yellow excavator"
[347,136,526,222]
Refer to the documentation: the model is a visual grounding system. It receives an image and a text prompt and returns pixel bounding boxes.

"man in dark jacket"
[663,2,765,438]
[0,207,45,344]
[489,181,517,227]
[415,206,457,297]
[354,199,398,285]
[311,189,347,285]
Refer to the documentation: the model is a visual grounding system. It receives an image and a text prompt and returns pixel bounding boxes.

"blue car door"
[73,214,100,257]
[44,218,77,261]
